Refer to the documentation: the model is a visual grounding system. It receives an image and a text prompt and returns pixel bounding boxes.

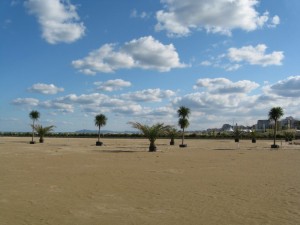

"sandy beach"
[0,137,299,225]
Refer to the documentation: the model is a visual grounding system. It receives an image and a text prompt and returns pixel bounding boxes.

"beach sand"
[0,137,299,225]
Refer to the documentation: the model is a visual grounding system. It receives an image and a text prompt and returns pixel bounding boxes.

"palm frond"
[177,106,191,119]
[29,110,40,120]
[95,114,107,127]
[129,122,170,142]
[33,125,55,136]
[268,107,284,121]
[178,118,189,129]
[166,127,179,138]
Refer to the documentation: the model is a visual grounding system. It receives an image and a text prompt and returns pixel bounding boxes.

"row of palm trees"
[93,106,191,151]
[29,110,54,144]
[29,106,284,150]
[129,106,191,151]
[233,107,284,148]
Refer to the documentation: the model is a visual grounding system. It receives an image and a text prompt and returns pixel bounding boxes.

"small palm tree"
[33,125,55,143]
[250,130,257,143]
[268,107,284,148]
[29,110,40,144]
[167,127,178,145]
[233,123,243,142]
[283,131,294,142]
[95,114,107,146]
[129,122,170,152]
[177,106,191,147]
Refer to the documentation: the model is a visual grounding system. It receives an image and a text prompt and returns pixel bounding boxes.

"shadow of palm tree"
[92,149,145,153]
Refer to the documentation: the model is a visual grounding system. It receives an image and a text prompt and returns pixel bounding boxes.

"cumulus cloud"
[12,98,39,106]
[24,0,85,44]
[55,93,142,114]
[173,76,300,129]
[39,101,74,113]
[28,83,64,95]
[12,97,73,113]
[194,78,259,94]
[121,89,176,102]
[228,44,284,66]
[94,79,131,92]
[12,76,300,130]
[175,78,259,111]
[265,76,300,97]
[72,36,186,74]
[269,15,280,28]
[174,92,247,110]
[201,44,284,70]
[56,93,107,105]
[155,0,279,37]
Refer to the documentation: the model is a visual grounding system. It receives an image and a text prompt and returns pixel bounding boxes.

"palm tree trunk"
[149,140,156,152]
[182,128,185,145]
[274,119,277,146]
[32,120,35,142]
[98,126,101,142]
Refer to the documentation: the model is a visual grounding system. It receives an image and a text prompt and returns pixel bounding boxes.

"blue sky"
[1,0,300,132]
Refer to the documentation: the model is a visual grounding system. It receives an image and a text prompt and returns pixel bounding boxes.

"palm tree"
[32,125,55,143]
[250,130,257,143]
[95,114,107,146]
[167,127,178,145]
[29,110,40,144]
[129,122,170,152]
[268,107,284,148]
[177,106,191,147]
[233,123,243,142]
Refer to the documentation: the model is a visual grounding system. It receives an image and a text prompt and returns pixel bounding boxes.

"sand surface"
[0,137,300,225]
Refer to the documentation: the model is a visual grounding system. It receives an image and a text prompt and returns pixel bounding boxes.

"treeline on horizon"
[1,131,299,140]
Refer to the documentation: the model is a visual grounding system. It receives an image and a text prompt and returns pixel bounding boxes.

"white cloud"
[12,97,73,113]
[194,78,259,94]
[228,44,284,66]
[12,76,300,130]
[269,15,280,28]
[175,78,259,111]
[130,9,151,19]
[12,98,39,106]
[155,0,279,37]
[223,63,242,71]
[121,89,176,102]
[202,44,284,70]
[54,91,176,116]
[265,76,300,97]
[173,77,300,129]
[39,101,74,113]
[56,93,106,105]
[113,104,144,115]
[28,83,64,95]
[72,36,186,74]
[55,93,141,115]
[200,60,212,66]
[24,0,85,44]
[94,79,131,92]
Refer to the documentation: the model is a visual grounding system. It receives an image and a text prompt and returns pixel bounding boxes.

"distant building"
[256,116,299,131]
[257,120,270,132]
[280,116,299,129]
